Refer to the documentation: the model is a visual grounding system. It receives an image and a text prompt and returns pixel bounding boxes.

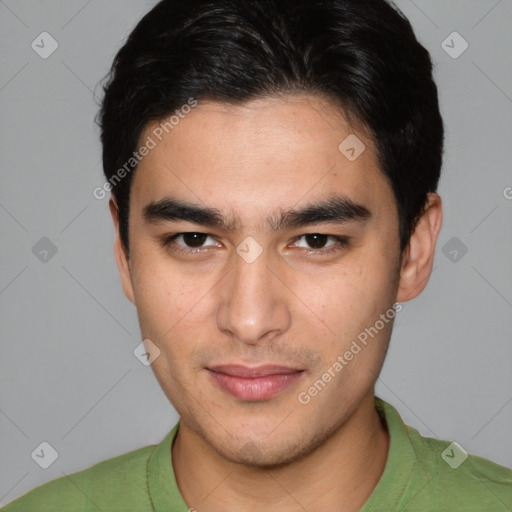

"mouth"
[206,364,305,401]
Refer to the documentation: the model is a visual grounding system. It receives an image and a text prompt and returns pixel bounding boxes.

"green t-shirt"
[2,397,510,511]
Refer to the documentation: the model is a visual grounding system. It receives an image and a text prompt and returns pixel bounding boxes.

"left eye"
[292,234,338,250]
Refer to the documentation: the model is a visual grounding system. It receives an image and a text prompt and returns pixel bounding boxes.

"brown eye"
[291,234,350,255]
[303,234,330,249]
[181,233,209,248]
[161,232,220,254]
[293,234,337,250]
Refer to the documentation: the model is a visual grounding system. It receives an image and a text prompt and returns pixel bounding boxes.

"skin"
[109,94,442,512]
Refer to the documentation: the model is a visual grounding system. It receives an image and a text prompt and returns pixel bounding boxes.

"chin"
[228,442,302,468]
[209,427,323,469]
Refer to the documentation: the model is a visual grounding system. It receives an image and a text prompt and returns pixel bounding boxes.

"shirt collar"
[146,422,189,512]
[360,396,417,511]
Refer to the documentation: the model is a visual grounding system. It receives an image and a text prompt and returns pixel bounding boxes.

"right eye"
[161,232,221,254]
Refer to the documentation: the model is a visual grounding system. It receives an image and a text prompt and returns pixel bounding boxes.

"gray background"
[1,0,511,505]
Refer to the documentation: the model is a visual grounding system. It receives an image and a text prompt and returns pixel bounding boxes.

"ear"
[397,193,442,302]
[109,196,136,304]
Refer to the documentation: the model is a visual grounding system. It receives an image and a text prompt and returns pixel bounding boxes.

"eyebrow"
[142,195,371,232]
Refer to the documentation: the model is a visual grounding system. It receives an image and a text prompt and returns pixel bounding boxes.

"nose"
[215,246,291,346]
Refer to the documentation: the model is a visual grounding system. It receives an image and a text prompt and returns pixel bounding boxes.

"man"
[2,0,510,510]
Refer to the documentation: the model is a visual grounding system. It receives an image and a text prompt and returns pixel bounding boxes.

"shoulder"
[373,397,511,511]
[406,424,512,509]
[1,443,156,512]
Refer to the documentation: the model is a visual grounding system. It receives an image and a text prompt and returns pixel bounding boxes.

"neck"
[172,392,389,512]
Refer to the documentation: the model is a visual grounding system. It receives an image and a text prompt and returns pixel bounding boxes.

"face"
[113,94,405,466]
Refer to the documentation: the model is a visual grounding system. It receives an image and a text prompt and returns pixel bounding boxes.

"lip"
[208,364,303,378]
[207,364,305,401]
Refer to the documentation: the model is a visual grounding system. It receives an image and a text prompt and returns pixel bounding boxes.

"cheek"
[130,260,205,397]
[298,253,397,346]
[129,251,200,342]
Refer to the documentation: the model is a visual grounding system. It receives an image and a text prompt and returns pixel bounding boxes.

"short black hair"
[97,0,444,257]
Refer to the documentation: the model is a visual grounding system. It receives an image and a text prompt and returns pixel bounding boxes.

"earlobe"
[109,196,136,304]
[397,193,442,303]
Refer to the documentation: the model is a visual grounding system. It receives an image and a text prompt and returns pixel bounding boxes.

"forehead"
[131,94,394,226]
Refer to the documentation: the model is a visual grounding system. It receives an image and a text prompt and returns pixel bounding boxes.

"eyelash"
[160,233,350,257]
